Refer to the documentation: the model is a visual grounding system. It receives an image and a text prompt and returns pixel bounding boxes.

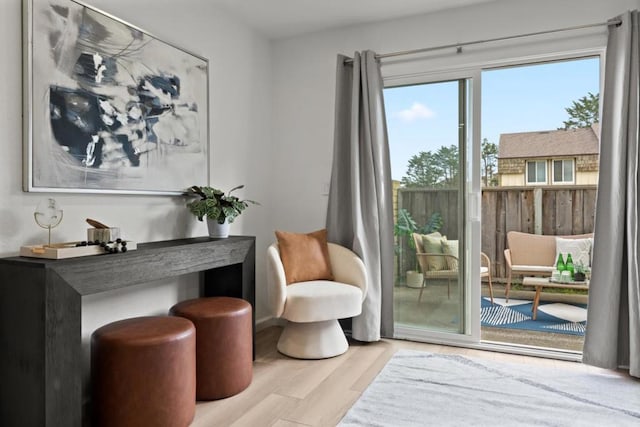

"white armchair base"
[277,319,348,359]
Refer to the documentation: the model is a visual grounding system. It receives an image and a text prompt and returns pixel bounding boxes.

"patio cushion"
[506,231,593,267]
[282,281,363,322]
[422,233,448,271]
[555,237,592,268]
[511,265,555,273]
[423,269,457,278]
[442,239,459,270]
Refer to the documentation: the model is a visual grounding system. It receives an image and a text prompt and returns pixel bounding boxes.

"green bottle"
[556,253,565,272]
[565,253,574,279]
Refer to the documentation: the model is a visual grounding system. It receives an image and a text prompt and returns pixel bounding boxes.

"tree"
[562,92,599,129]
[433,145,459,187]
[401,151,439,187]
[481,138,498,187]
[401,145,459,188]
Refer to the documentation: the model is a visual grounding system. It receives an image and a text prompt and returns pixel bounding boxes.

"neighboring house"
[497,124,600,186]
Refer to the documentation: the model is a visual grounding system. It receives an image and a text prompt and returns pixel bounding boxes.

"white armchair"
[266,242,368,359]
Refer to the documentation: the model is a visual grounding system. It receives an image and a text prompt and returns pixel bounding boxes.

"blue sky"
[384,57,600,181]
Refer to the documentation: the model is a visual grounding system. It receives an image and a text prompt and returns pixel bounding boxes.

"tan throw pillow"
[275,229,334,285]
[422,233,448,271]
[414,231,441,253]
[441,239,459,270]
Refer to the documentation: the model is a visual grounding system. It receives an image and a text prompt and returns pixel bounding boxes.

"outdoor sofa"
[503,231,593,301]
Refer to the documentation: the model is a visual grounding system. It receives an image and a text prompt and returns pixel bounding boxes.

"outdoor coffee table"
[521,277,589,320]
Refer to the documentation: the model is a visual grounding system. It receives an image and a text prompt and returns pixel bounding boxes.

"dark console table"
[0,236,255,427]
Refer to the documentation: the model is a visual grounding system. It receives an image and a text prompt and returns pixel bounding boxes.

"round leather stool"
[170,297,252,400]
[91,316,196,427]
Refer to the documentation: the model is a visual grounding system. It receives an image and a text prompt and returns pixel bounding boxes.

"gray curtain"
[583,11,640,378]
[326,51,395,341]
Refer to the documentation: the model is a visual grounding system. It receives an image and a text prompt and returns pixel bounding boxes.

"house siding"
[576,154,599,172]
[576,171,599,185]
[498,155,599,186]
[500,174,524,186]
[498,158,525,174]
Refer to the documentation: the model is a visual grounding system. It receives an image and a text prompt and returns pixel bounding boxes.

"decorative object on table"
[573,262,587,282]
[84,218,131,253]
[20,240,137,259]
[555,252,565,272]
[86,218,121,242]
[33,198,63,246]
[21,215,136,259]
[565,253,574,278]
[186,185,258,238]
[23,0,209,194]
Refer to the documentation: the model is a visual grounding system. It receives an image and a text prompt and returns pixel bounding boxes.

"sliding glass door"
[385,74,481,343]
[385,54,599,352]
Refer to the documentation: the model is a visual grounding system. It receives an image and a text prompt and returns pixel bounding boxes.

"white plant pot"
[206,218,230,238]
[406,270,424,288]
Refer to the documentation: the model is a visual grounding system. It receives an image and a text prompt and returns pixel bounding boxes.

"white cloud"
[393,102,435,122]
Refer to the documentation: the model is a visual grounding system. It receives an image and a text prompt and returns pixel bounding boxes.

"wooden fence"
[397,186,597,279]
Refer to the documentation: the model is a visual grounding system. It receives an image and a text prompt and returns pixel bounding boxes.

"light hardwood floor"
[190,326,607,427]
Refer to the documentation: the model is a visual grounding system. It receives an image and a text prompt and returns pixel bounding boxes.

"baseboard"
[256,316,285,331]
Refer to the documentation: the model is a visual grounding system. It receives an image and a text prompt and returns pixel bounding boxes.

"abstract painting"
[23,0,209,194]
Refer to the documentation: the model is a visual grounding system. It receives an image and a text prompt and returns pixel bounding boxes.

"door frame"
[385,69,482,346]
[383,48,605,358]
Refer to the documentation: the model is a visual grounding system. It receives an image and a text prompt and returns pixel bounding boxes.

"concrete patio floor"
[394,280,586,352]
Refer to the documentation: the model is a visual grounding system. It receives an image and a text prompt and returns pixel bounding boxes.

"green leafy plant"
[573,262,589,281]
[573,262,586,274]
[186,185,258,224]
[394,208,443,249]
[394,208,443,271]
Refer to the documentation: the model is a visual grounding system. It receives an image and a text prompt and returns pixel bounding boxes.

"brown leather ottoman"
[91,316,196,427]
[170,297,253,400]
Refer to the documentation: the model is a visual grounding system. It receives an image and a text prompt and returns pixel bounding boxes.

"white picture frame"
[23,0,209,194]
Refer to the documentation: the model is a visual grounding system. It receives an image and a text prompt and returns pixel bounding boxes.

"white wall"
[270,0,639,234]
[0,0,274,395]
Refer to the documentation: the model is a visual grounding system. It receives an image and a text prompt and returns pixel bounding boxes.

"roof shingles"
[498,124,600,159]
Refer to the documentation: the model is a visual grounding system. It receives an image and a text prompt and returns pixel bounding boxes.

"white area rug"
[339,350,640,426]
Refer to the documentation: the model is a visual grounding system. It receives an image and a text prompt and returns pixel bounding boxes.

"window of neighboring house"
[526,160,547,184]
[553,159,574,184]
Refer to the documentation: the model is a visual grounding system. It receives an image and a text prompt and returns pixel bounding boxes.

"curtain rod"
[344,18,622,64]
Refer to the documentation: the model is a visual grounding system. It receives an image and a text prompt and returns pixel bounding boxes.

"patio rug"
[339,350,640,427]
[481,297,587,336]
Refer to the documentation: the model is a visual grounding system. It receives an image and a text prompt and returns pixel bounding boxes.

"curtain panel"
[326,51,395,341]
[583,11,640,378]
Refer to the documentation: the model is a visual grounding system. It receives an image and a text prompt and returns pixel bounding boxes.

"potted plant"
[573,262,587,282]
[394,208,443,288]
[186,185,258,238]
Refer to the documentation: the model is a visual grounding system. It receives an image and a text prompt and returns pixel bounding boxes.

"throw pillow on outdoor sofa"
[555,237,592,268]
[422,232,448,271]
[441,239,459,270]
